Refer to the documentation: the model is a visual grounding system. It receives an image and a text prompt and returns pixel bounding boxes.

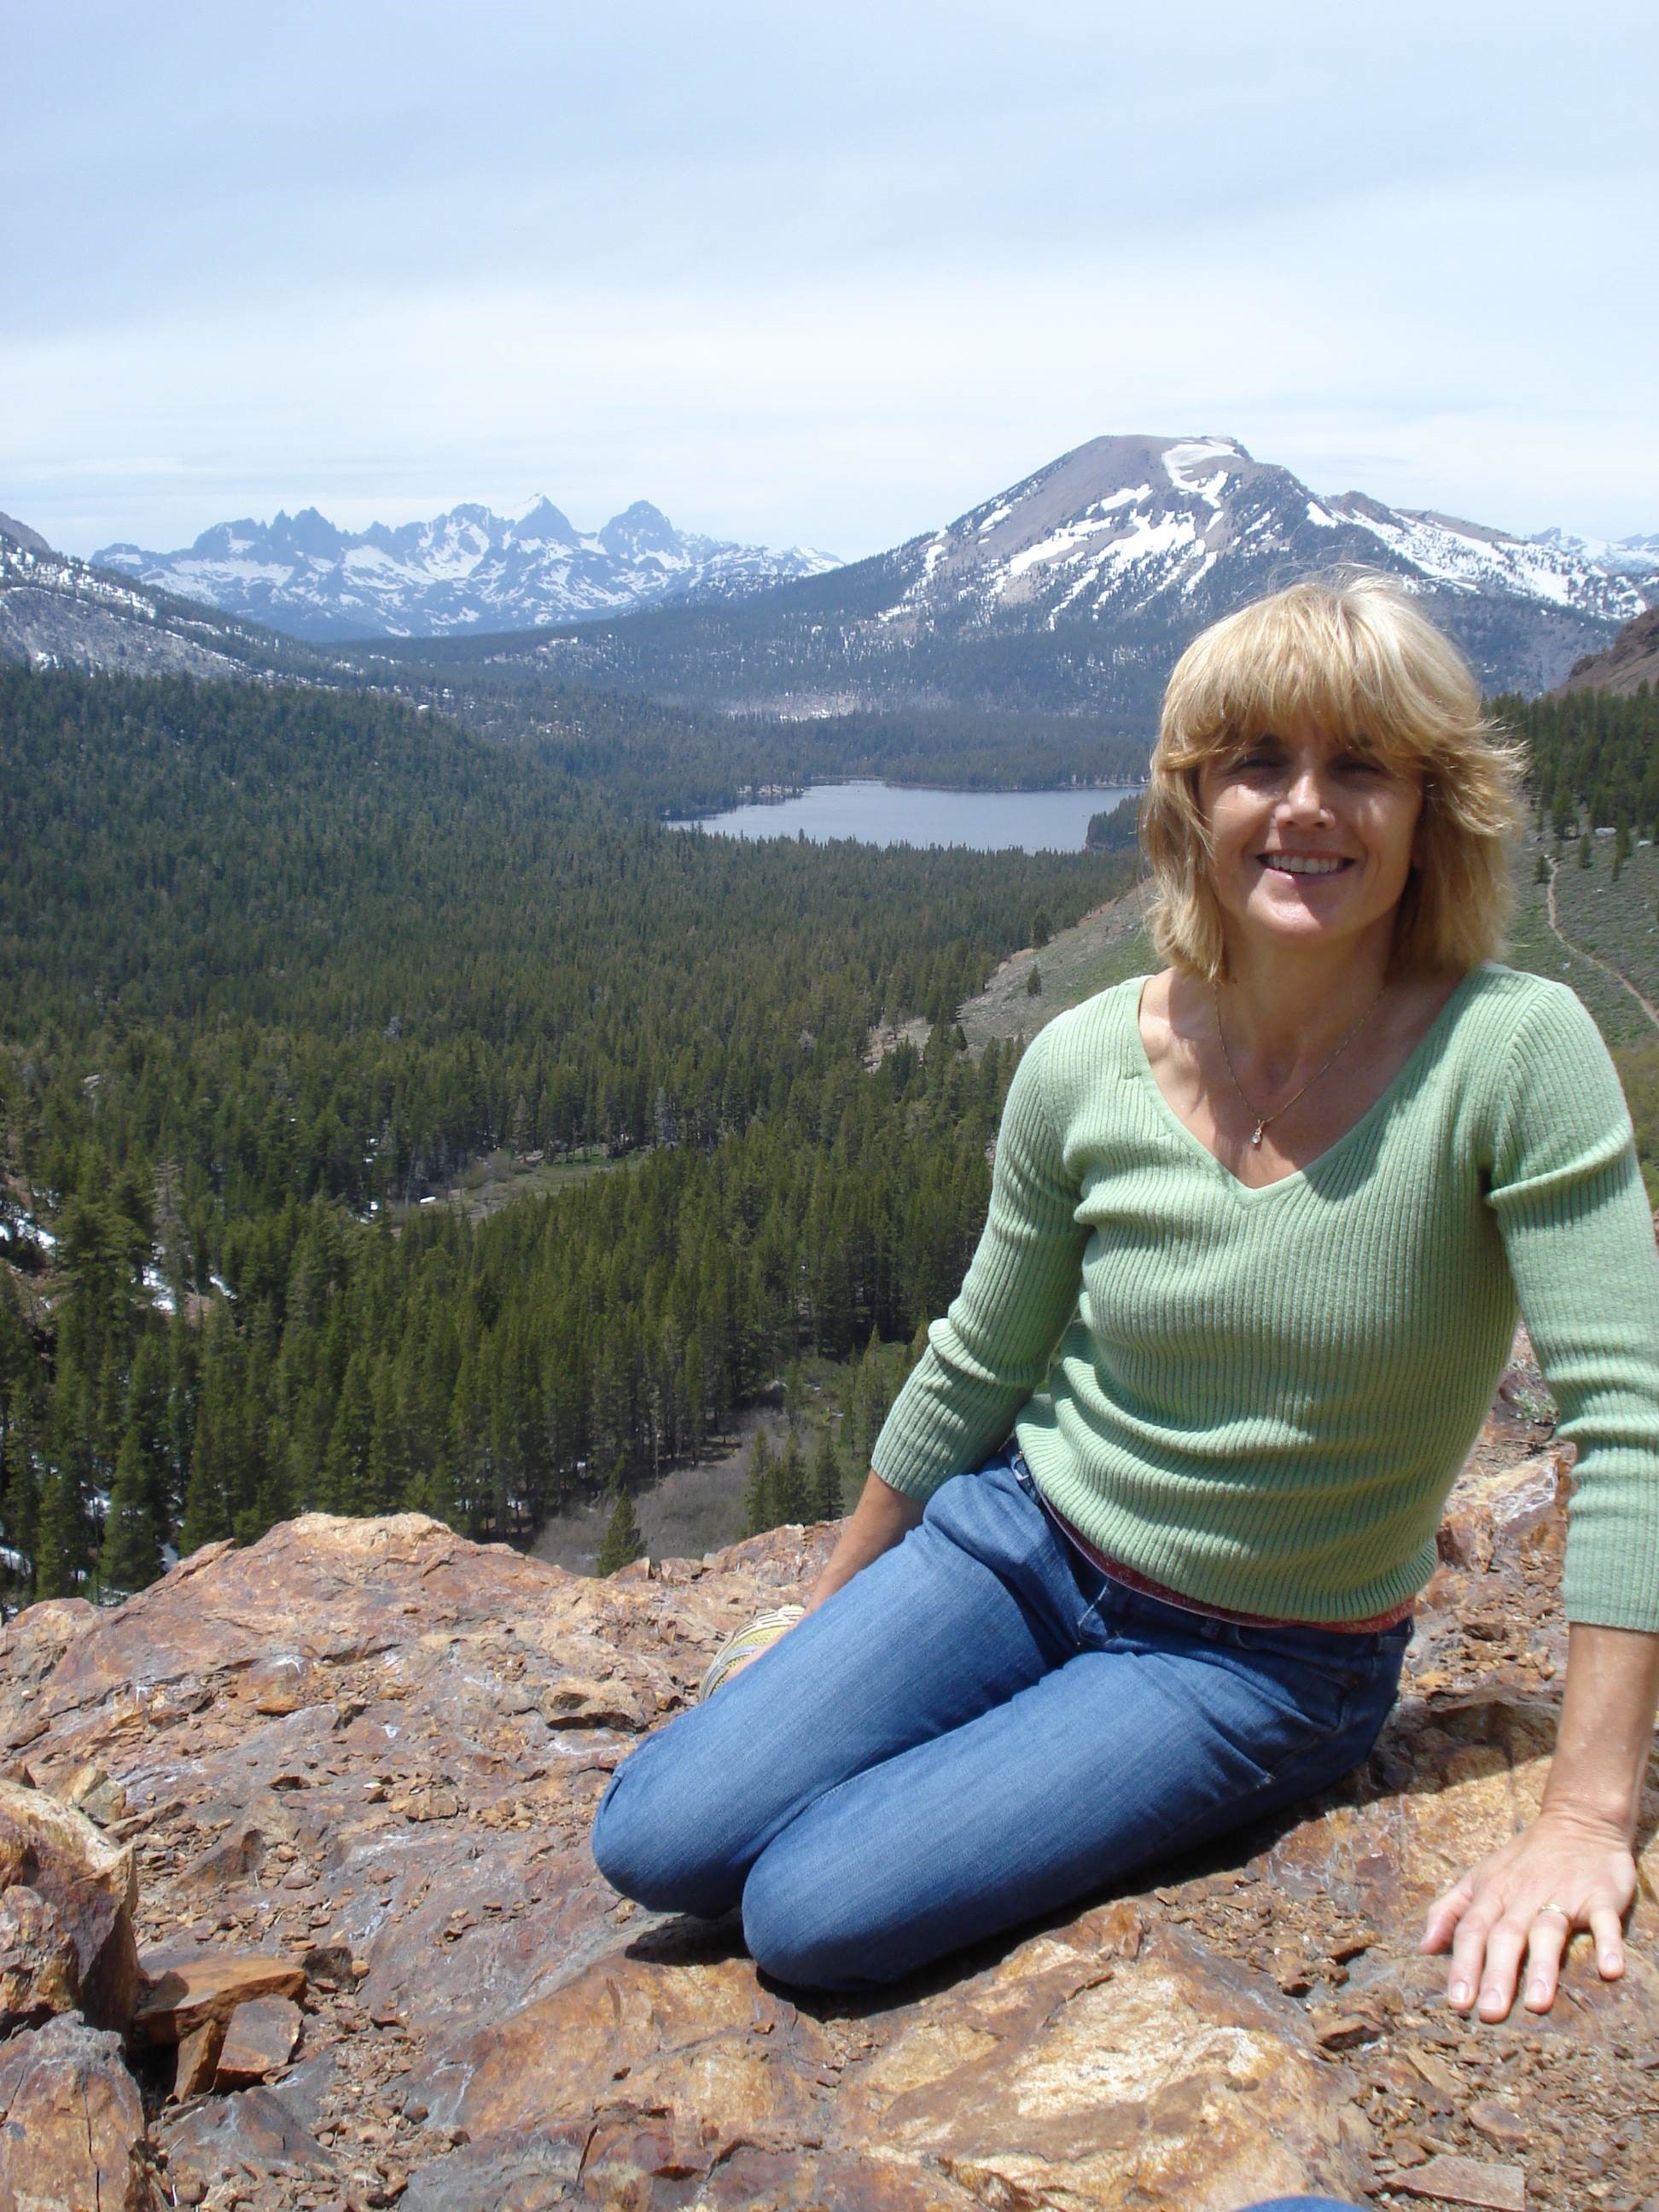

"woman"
[594,576,1659,2020]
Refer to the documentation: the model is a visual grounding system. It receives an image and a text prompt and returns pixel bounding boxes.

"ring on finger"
[1533,1901,1572,1923]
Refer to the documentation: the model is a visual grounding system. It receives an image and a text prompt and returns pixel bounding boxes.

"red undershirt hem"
[1045,1499,1417,1634]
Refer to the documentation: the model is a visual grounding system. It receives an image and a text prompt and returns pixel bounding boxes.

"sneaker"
[697,1604,806,1702]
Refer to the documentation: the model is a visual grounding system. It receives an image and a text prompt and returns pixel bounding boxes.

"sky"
[5,1,1656,561]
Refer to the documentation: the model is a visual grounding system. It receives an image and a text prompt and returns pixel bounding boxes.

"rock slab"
[0,1885,80,2033]
[0,2012,148,2212]
[0,1778,138,2032]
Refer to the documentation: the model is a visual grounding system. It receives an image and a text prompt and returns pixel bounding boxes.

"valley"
[1,515,1656,1617]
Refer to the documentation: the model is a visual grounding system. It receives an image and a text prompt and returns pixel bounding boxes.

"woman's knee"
[740,1876,859,1991]
[740,1834,902,1992]
[590,1731,742,1919]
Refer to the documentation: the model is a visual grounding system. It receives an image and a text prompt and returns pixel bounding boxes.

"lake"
[675,779,1141,853]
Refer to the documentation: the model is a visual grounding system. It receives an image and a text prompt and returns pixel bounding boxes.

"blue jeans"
[592,1449,1408,1991]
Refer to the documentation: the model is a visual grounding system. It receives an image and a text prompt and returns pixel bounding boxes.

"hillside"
[0,516,327,682]
[1561,602,1659,696]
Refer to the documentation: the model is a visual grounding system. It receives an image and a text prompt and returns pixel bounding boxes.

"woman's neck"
[1210,932,1397,1086]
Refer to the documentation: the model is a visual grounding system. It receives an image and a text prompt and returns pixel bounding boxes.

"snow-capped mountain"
[95,498,841,642]
[541,434,1655,715]
[1528,527,1659,578]
[876,436,1655,650]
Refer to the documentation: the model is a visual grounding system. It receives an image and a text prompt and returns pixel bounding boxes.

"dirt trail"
[1545,856,1659,1037]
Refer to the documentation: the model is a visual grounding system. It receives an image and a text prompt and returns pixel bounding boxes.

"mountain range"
[481,434,1657,717]
[93,498,839,640]
[9,437,1658,725]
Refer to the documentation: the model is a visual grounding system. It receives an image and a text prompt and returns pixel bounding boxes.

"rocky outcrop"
[0,1384,1653,2211]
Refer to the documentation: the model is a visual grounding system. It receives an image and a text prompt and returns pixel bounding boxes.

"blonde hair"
[1141,574,1525,979]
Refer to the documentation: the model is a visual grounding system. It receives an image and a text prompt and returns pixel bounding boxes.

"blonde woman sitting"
[595,576,1659,2019]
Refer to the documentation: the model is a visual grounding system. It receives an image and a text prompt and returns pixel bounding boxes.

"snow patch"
[1162,440,1243,493]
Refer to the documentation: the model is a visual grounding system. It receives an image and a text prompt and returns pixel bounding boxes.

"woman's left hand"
[1420,1806,1637,2018]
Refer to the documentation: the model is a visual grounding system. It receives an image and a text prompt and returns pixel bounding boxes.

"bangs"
[1157,585,1475,777]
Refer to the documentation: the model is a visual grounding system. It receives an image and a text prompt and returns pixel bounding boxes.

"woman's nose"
[1280,764,1334,819]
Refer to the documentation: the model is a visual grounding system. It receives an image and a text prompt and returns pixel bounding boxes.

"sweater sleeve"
[1487,985,1659,1631]
[871,1015,1091,1500]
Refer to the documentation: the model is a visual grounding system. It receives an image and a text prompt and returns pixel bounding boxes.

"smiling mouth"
[1257,854,1352,877]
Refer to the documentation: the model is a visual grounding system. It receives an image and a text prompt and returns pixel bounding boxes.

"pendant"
[1250,1121,1266,1148]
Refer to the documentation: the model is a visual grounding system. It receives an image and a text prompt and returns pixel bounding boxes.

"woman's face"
[1196,724,1424,969]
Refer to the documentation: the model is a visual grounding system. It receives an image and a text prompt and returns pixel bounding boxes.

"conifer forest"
[0,666,1128,1606]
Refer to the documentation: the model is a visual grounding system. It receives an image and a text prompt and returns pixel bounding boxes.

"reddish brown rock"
[0,2012,148,2212]
[158,2083,338,2197]
[538,1676,645,1729]
[0,1883,81,2031]
[1390,2153,1528,2209]
[410,1943,835,2144]
[170,2017,225,2102]
[133,1952,307,2044]
[0,1597,97,1749]
[0,1778,139,2031]
[840,1916,1370,2211]
[214,1994,303,2087]
[0,1396,1648,2212]
[61,1759,130,1827]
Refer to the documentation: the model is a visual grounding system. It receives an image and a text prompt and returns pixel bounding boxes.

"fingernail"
[1448,1980,1470,2005]
[1527,1982,1548,2006]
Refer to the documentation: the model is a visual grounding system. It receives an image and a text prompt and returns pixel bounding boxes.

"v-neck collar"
[1128,966,1487,1200]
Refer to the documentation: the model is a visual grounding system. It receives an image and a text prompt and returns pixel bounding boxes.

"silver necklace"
[1210,978,1388,1149]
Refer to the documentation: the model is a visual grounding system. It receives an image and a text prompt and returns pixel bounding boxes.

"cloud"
[6,1,1656,553]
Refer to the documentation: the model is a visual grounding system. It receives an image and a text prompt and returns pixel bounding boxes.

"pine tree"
[742,1430,777,1536]
[32,1465,84,1601]
[99,1423,163,1597]
[775,1430,808,1524]
[1027,963,1043,996]
[1031,909,1052,949]
[0,1388,41,1575]
[810,1426,843,1522]
[1578,832,1593,870]
[178,1428,231,1558]
[508,1091,533,1158]
[783,1358,806,1428]
[681,1336,706,1457]
[324,1346,376,1515]
[597,1488,645,1575]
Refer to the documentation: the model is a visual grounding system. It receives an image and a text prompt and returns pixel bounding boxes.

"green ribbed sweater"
[871,965,1659,1632]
